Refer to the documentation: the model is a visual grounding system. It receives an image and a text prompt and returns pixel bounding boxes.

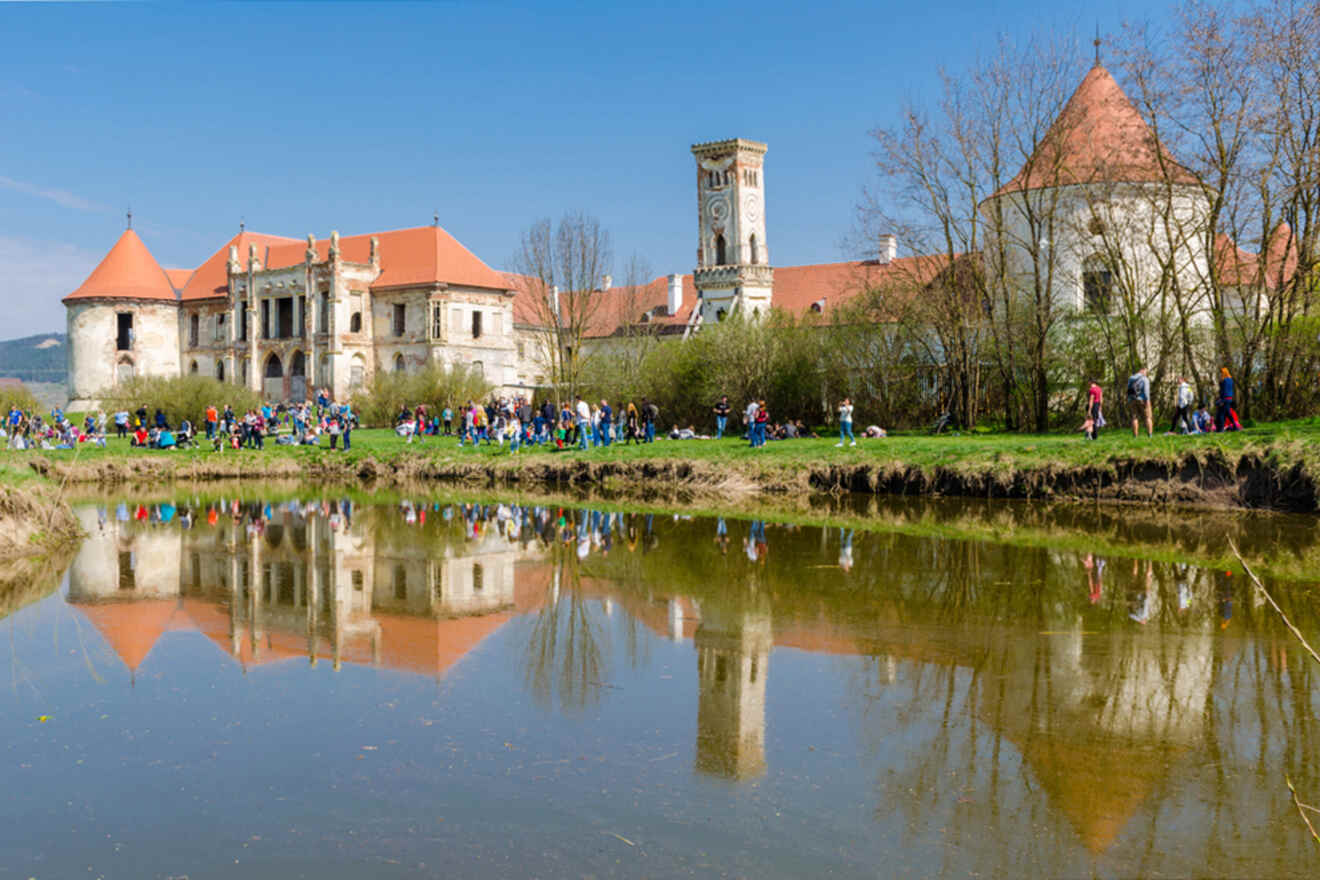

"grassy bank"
[9,417,1320,511]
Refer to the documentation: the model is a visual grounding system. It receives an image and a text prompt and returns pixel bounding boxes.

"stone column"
[246,245,260,393]
[305,235,317,388]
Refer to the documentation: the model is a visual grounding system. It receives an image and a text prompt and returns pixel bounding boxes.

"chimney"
[667,274,683,316]
[601,274,612,291]
[878,234,898,265]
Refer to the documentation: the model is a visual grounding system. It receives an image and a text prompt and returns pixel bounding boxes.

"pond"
[1,493,1318,878]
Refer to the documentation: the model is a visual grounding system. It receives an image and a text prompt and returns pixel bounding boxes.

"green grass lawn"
[14,416,1320,475]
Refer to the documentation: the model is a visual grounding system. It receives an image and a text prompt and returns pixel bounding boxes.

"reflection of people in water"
[715,517,730,555]
[1218,571,1234,629]
[745,521,768,564]
[838,528,853,572]
[1127,559,1152,624]
[1083,554,1104,604]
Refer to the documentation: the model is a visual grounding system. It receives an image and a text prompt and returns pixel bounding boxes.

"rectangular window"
[215,313,226,341]
[490,312,501,337]
[118,551,135,590]
[1083,269,1113,314]
[471,310,483,339]
[261,300,271,339]
[188,314,199,347]
[297,296,306,338]
[116,313,133,351]
[319,291,330,333]
[239,308,248,342]
[277,297,294,338]
[393,303,406,336]
[431,304,443,340]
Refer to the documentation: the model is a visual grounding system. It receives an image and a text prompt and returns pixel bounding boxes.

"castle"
[63,63,1291,408]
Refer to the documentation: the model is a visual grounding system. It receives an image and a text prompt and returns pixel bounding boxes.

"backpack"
[1126,374,1139,401]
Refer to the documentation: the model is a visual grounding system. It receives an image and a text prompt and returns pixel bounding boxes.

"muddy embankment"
[0,483,84,560]
[24,447,1320,513]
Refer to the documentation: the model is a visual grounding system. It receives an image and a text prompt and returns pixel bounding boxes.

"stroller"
[930,410,961,435]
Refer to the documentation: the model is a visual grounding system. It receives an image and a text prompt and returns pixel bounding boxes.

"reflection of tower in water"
[694,602,771,780]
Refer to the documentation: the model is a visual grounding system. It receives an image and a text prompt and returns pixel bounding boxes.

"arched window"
[349,355,365,388]
[265,354,283,378]
[217,360,226,382]
[393,353,405,373]
[471,360,484,378]
[748,234,758,265]
[290,351,305,377]
[715,234,727,265]
[189,360,199,375]
[1082,254,1113,313]
[350,312,362,333]
[117,359,134,383]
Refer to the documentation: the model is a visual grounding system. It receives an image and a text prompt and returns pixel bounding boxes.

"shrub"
[350,364,492,427]
[0,385,42,419]
[97,376,262,427]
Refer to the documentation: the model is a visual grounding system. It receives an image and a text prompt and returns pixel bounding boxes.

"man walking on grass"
[713,396,730,440]
[1126,366,1153,438]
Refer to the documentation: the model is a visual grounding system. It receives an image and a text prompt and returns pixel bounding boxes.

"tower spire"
[126,208,132,230]
[433,210,439,227]
[1094,24,1102,67]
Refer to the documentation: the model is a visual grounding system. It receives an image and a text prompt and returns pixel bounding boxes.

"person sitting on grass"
[158,427,177,450]
[1193,402,1214,434]
[132,425,150,448]
[864,425,888,438]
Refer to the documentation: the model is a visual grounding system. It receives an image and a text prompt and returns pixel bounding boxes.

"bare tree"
[867,36,1076,430]
[513,212,613,402]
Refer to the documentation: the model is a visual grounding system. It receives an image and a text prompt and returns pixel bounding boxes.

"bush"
[97,376,262,427]
[0,385,42,419]
[350,364,492,428]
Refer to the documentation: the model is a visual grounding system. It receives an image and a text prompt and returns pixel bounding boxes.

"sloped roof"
[264,226,510,293]
[512,255,956,338]
[63,229,179,304]
[163,268,194,291]
[72,598,190,671]
[180,231,300,301]
[993,64,1198,198]
[1214,223,1299,291]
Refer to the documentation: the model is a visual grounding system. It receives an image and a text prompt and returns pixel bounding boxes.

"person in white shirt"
[575,396,592,449]
[835,398,856,447]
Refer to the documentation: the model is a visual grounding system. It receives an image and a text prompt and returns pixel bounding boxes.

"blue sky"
[1,0,1163,336]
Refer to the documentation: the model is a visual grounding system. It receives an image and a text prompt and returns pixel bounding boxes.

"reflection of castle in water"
[67,502,544,678]
[63,502,1259,858]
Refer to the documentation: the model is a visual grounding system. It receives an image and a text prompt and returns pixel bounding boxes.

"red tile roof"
[1214,223,1299,291]
[512,255,956,338]
[264,226,510,293]
[164,268,194,291]
[993,64,1198,197]
[179,231,300,301]
[63,229,179,304]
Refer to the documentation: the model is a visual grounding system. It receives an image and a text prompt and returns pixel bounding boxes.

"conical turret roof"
[993,64,1198,197]
[63,228,179,304]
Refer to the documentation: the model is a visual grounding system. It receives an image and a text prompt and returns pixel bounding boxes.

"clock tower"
[691,138,773,324]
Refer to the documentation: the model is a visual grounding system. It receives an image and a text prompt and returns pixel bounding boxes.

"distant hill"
[0,333,67,383]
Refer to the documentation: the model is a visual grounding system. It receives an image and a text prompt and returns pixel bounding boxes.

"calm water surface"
[1,494,1318,879]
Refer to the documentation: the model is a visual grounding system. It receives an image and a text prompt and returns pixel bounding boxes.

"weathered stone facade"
[67,224,520,407]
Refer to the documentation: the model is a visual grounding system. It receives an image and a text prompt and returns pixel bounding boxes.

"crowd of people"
[1,365,1264,457]
[1082,366,1245,440]
[392,393,886,453]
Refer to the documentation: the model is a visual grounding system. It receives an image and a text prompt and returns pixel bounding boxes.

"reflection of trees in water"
[523,548,608,714]
[846,547,1320,876]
